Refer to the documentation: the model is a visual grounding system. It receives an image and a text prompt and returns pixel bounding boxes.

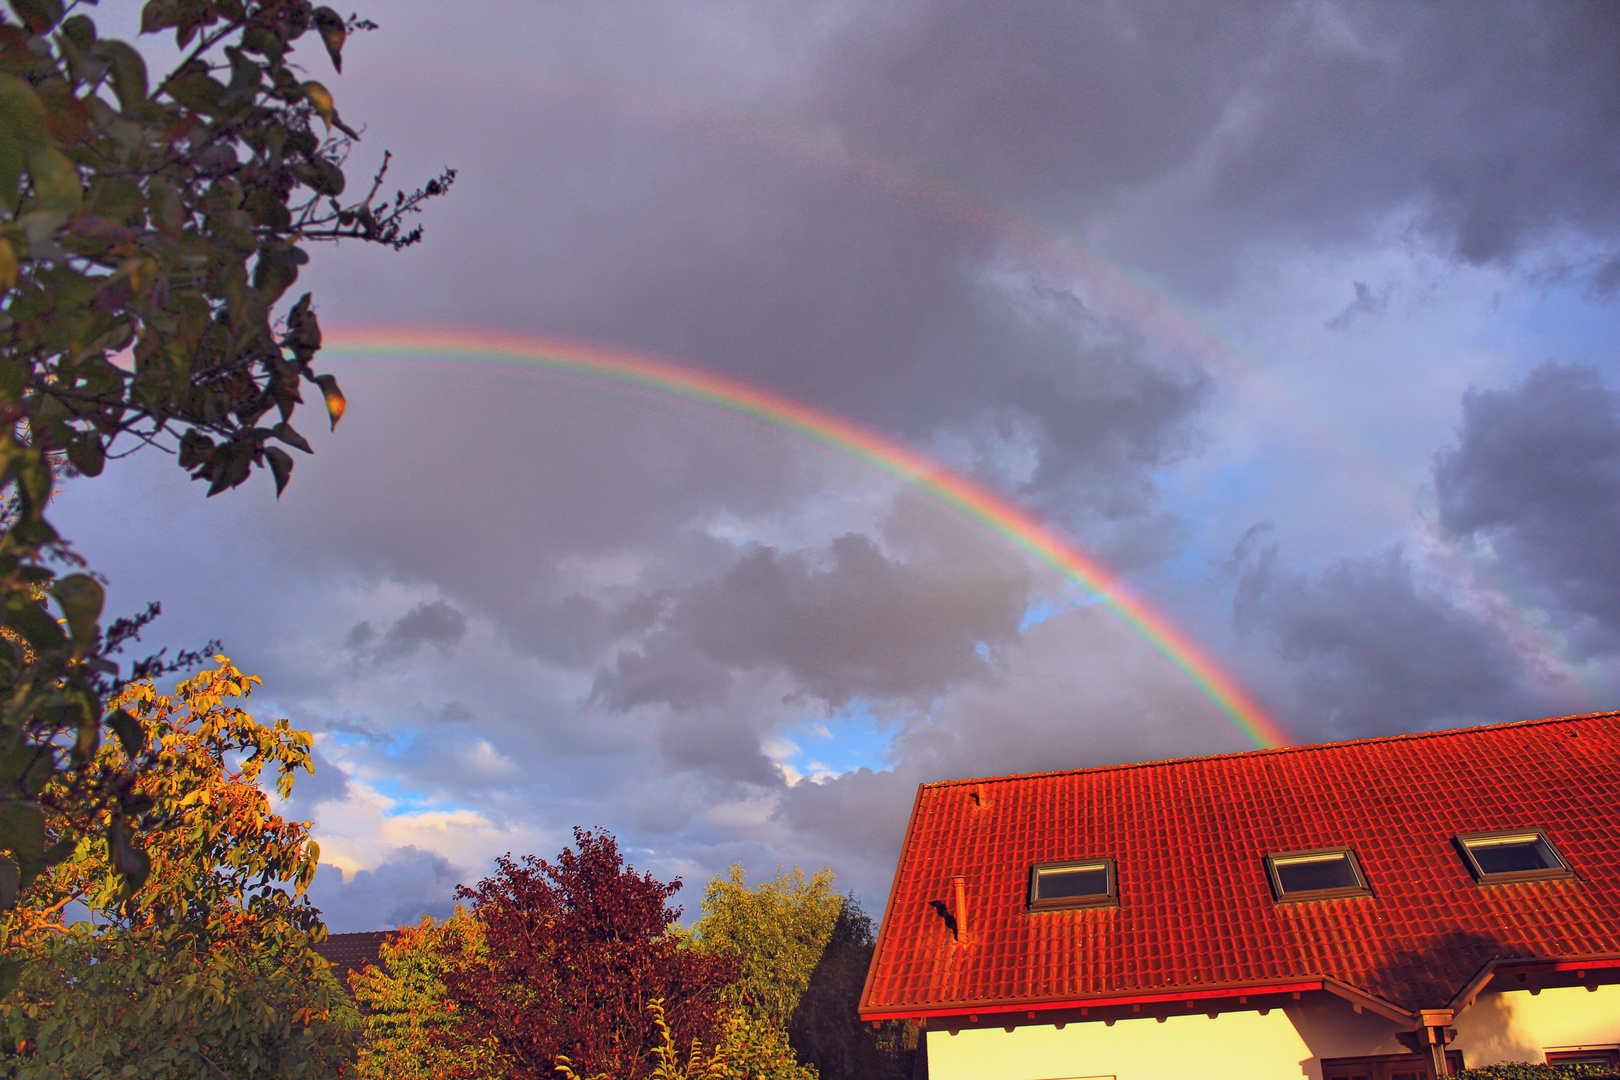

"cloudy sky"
[66,1,1620,930]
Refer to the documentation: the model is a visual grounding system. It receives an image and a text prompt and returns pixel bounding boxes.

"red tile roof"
[313,930,391,991]
[859,713,1620,1022]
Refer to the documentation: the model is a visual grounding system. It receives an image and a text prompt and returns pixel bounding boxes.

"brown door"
[1322,1052,1464,1080]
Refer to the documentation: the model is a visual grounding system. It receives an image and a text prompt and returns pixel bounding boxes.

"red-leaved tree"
[440,828,739,1080]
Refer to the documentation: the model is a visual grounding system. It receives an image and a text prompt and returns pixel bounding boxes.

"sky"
[60,1,1620,931]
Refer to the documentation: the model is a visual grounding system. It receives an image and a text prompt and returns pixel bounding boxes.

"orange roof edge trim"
[919,711,1620,790]
[859,979,1326,1022]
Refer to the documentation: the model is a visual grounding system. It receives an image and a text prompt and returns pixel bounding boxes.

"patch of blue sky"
[1501,283,1620,374]
[1019,585,1104,632]
[779,700,897,780]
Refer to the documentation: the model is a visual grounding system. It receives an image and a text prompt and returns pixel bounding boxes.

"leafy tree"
[1453,1066,1618,1079]
[556,997,810,1080]
[0,0,452,919]
[0,657,357,1078]
[348,907,503,1080]
[696,867,916,1080]
[697,866,841,1029]
[440,829,739,1080]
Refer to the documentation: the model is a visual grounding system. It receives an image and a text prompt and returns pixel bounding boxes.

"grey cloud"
[282,745,352,816]
[307,846,462,933]
[375,601,468,660]
[813,2,1620,292]
[596,534,1030,712]
[1234,542,1542,737]
[1436,363,1620,643]
[1325,280,1392,331]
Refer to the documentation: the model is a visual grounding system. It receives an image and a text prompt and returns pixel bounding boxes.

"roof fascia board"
[1320,977,1416,1025]
[860,979,1326,1022]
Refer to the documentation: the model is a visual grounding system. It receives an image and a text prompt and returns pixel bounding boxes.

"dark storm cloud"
[282,746,352,816]
[373,600,469,660]
[1325,281,1393,331]
[812,2,1620,288]
[307,846,462,933]
[1233,537,1543,736]
[594,533,1030,712]
[1436,363,1620,644]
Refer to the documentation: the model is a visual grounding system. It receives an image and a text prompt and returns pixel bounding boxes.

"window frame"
[1545,1047,1620,1069]
[1264,846,1373,903]
[1027,856,1118,911]
[1453,829,1574,885]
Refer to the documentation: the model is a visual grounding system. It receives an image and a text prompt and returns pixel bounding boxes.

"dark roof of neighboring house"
[313,930,391,989]
[860,713,1620,1024]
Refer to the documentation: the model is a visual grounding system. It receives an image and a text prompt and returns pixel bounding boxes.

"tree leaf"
[312,7,345,72]
[301,80,337,131]
[51,572,105,652]
[67,429,106,477]
[0,856,17,911]
[8,0,63,35]
[107,820,151,895]
[271,421,311,454]
[93,40,149,111]
[264,445,292,496]
[313,374,344,429]
[107,707,146,759]
[25,146,83,214]
[0,802,45,872]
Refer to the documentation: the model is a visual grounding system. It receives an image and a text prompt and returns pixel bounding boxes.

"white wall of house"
[923,985,1620,1080]
[926,1006,1343,1080]
[1452,984,1620,1067]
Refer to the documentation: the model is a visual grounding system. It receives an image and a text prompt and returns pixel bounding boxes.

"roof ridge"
[921,710,1620,789]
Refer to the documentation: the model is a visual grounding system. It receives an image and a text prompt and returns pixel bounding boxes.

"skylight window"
[1455,830,1573,884]
[1029,857,1116,910]
[1264,847,1371,901]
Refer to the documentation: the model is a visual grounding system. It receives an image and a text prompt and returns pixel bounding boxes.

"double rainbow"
[325,327,1293,751]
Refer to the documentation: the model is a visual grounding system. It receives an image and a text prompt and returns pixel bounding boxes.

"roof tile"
[861,713,1620,1016]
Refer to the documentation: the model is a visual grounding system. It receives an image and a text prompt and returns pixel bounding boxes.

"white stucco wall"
[1452,984,1620,1067]
[924,985,1620,1080]
[926,1008,1328,1080]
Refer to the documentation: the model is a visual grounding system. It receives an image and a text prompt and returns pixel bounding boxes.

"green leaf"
[8,0,63,34]
[26,147,83,214]
[51,573,105,652]
[264,445,292,496]
[312,6,345,72]
[271,421,311,454]
[0,959,20,998]
[107,707,145,759]
[291,156,344,196]
[178,428,215,469]
[60,12,95,50]
[107,820,151,895]
[140,0,181,34]
[4,591,67,651]
[67,429,106,477]
[0,75,48,213]
[0,802,45,870]
[93,40,149,112]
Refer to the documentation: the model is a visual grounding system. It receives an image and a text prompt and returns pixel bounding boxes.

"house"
[859,713,1620,1079]
[313,930,391,997]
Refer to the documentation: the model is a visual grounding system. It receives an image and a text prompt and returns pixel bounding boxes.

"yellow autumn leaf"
[301,80,337,131]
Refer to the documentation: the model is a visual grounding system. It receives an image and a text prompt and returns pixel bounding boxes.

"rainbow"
[323,327,1294,750]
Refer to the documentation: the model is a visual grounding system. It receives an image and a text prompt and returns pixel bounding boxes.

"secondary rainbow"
[325,326,1294,751]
